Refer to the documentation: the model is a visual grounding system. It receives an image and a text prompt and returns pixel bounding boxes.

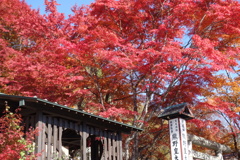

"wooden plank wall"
[23,113,123,160]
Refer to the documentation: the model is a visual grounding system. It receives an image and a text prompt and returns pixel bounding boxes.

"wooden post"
[113,133,115,159]
[103,131,108,160]
[58,118,63,159]
[41,115,46,159]
[81,123,88,160]
[78,124,82,158]
[53,118,58,157]
[116,132,123,160]
[47,116,52,160]
[35,111,43,160]
[108,132,112,159]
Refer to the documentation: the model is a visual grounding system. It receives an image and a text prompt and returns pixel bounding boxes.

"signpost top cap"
[158,103,194,120]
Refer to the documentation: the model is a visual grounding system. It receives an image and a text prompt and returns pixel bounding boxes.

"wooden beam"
[20,109,36,116]
[35,105,137,133]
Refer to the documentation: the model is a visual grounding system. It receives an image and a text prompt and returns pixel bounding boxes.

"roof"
[158,103,194,120]
[0,93,142,133]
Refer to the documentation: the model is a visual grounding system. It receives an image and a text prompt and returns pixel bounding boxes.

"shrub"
[0,106,38,160]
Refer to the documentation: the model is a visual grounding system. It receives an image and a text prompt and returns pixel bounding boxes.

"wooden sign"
[169,118,189,160]
[160,103,194,160]
[160,103,232,160]
[169,118,182,160]
[179,118,188,160]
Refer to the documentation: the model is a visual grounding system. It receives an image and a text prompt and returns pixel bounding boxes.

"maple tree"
[0,0,240,159]
[196,71,240,158]
[0,106,38,160]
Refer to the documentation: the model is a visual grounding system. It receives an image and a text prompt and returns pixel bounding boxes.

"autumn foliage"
[0,107,37,160]
[0,0,240,159]
[195,73,240,157]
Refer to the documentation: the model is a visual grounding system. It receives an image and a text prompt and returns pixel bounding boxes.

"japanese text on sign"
[169,118,181,160]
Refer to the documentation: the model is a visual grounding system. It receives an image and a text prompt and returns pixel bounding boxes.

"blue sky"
[25,0,95,15]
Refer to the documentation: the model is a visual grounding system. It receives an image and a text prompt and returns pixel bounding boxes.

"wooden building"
[0,94,141,160]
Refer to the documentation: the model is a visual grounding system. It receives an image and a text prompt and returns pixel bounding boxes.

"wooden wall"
[23,111,123,160]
